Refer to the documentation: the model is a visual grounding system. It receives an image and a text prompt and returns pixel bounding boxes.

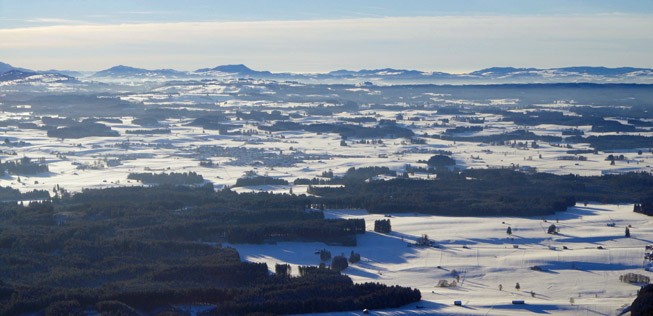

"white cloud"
[24,18,87,24]
[1,15,652,72]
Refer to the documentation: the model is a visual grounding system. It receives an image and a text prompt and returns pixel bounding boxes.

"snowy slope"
[233,203,651,315]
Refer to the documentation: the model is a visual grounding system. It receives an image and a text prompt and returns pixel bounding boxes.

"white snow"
[232,203,652,315]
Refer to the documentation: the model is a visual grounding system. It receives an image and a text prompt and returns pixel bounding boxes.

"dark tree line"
[0,156,49,175]
[236,110,288,121]
[374,219,392,233]
[46,122,119,139]
[443,126,483,135]
[0,186,49,201]
[3,168,653,314]
[342,166,396,181]
[217,269,421,315]
[234,175,289,187]
[0,184,407,315]
[125,128,171,135]
[319,249,332,261]
[566,135,653,151]
[439,129,562,144]
[275,263,291,278]
[0,254,421,315]
[187,114,229,130]
[349,251,361,264]
[0,261,419,315]
[331,255,348,272]
[309,169,653,216]
[127,172,204,185]
[260,121,414,139]
[225,218,364,246]
[425,154,456,168]
[631,284,653,316]
[634,200,653,216]
[296,166,396,186]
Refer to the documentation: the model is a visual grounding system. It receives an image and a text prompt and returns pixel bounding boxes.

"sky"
[1,0,652,73]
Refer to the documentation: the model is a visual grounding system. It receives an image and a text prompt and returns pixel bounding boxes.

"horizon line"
[4,61,652,76]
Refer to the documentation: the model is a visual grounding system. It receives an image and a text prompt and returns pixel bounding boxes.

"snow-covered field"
[2,80,653,315]
[1,112,652,195]
[232,203,652,315]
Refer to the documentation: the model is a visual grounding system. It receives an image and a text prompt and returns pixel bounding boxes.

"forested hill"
[1,168,652,314]
[309,168,653,216]
[0,184,416,315]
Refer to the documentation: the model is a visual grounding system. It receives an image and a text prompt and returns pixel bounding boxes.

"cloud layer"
[2,15,652,72]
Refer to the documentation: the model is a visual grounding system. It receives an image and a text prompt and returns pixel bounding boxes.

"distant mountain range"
[1,61,653,84]
[89,64,653,83]
[0,62,77,85]
[92,65,188,79]
[195,64,272,77]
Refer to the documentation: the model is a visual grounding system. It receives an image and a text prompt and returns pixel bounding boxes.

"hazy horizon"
[2,0,653,73]
[5,60,653,75]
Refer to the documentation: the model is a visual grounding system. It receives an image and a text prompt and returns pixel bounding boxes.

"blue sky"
[3,0,653,25]
[1,0,652,72]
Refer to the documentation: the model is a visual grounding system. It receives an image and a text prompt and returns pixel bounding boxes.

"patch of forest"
[339,116,378,123]
[0,186,49,202]
[24,94,139,117]
[235,110,288,121]
[125,128,171,135]
[631,284,653,315]
[0,157,49,175]
[566,135,653,151]
[46,122,119,139]
[294,166,396,185]
[48,185,365,246]
[308,169,653,216]
[1,167,652,313]
[590,120,638,133]
[234,175,289,187]
[41,116,78,126]
[187,114,243,132]
[502,110,603,126]
[0,267,420,315]
[259,121,414,138]
[443,125,483,135]
[131,117,162,127]
[127,172,205,185]
[0,185,400,314]
[438,129,562,143]
[634,199,653,216]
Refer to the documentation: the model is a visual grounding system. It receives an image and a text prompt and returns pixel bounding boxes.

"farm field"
[233,203,652,315]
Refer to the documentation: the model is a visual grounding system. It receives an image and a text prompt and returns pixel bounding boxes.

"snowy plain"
[1,111,651,195]
[1,78,653,315]
[233,203,652,316]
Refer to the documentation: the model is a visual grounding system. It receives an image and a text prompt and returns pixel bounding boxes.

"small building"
[512,300,525,305]
[645,244,653,271]
[454,300,462,306]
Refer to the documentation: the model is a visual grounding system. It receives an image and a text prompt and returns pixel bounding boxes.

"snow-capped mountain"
[86,64,653,83]
[92,65,189,79]
[194,64,272,77]
[0,69,77,85]
[4,61,652,84]
[0,61,33,74]
[0,62,79,87]
[467,66,653,82]
[0,62,17,74]
[326,66,653,83]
